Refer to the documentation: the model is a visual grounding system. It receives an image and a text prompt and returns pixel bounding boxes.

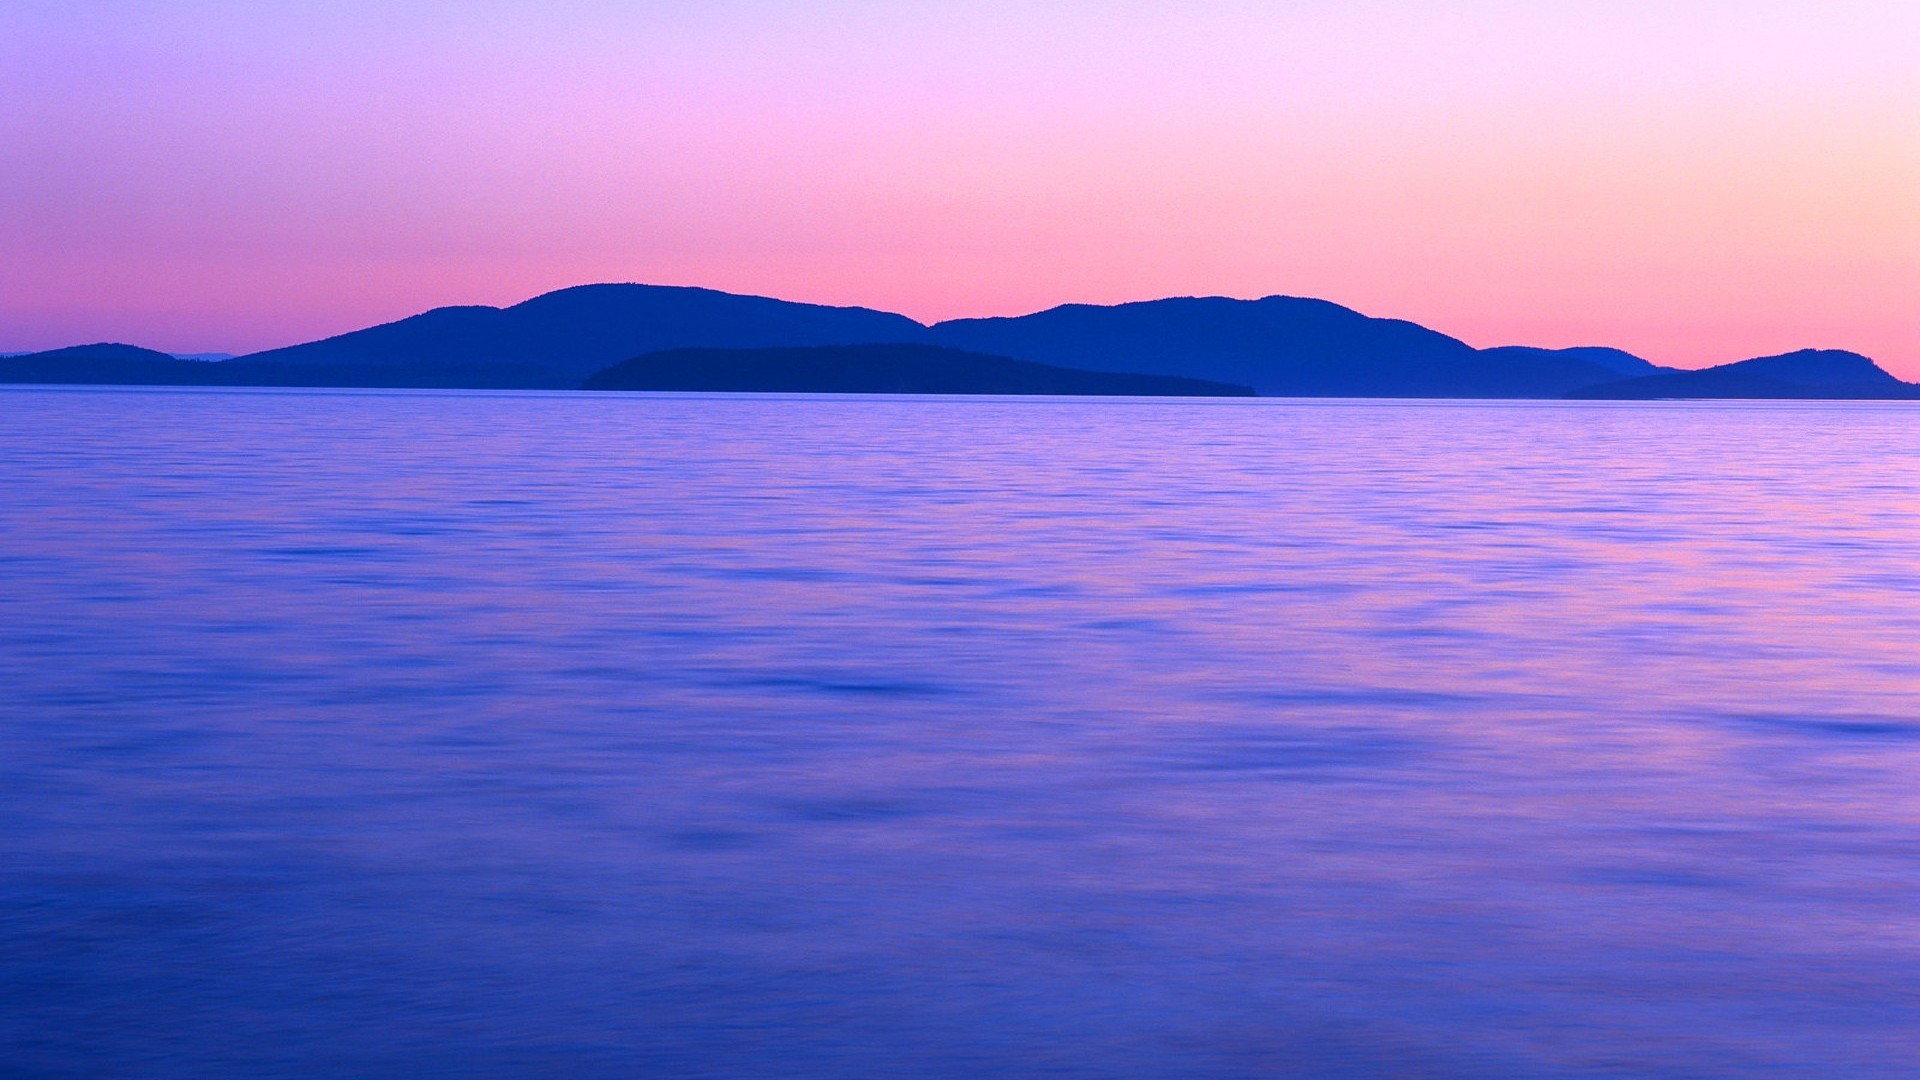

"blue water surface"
[2,387,1918,1077]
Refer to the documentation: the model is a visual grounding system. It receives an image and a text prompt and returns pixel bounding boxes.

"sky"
[2,1,1915,374]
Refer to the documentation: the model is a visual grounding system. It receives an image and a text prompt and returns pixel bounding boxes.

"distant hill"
[0,343,595,389]
[0,344,222,386]
[20,343,181,364]
[1477,345,1667,379]
[928,296,1637,397]
[581,344,1254,397]
[0,345,541,389]
[1566,350,1918,400]
[234,283,928,387]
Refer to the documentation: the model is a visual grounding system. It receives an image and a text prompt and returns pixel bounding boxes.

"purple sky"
[3,1,1915,373]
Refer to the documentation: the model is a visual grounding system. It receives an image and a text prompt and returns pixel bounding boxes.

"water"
[2,386,1917,1078]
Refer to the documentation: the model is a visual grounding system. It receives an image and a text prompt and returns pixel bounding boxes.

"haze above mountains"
[4,283,1910,400]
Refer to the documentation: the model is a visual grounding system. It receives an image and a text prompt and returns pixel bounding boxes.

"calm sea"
[3,387,1917,1078]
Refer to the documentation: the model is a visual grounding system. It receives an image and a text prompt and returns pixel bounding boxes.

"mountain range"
[3,283,1910,400]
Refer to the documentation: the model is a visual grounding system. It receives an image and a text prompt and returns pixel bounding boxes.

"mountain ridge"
[925,294,1663,397]
[1566,350,1917,400]
[3,284,1902,399]
[235,283,929,387]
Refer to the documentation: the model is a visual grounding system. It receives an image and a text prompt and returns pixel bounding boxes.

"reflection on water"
[2,387,1918,1077]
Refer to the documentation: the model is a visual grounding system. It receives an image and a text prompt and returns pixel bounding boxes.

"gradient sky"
[3,1,1915,373]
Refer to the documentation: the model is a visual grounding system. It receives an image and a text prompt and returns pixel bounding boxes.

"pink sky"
[3,2,1915,374]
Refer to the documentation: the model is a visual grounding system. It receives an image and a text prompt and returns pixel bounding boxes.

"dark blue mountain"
[1723,349,1904,388]
[234,283,929,387]
[16,342,180,364]
[0,343,216,385]
[928,296,1632,397]
[0,344,543,389]
[4,286,1895,400]
[582,344,1253,397]
[1477,345,1666,379]
[1566,350,1916,400]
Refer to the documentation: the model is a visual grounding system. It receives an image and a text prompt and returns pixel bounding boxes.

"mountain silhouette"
[582,344,1253,397]
[927,296,1650,397]
[1477,345,1665,379]
[0,345,531,388]
[1566,350,1917,400]
[234,284,927,387]
[19,343,181,364]
[2,285,1896,399]
[0,343,221,385]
